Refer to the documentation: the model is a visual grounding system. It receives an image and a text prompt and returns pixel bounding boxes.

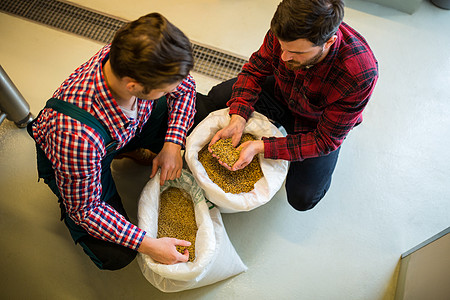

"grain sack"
[137,169,247,292]
[185,108,289,213]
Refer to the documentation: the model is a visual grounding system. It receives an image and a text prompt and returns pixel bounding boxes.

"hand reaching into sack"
[150,142,183,186]
[208,114,264,171]
[209,114,246,149]
[138,234,191,264]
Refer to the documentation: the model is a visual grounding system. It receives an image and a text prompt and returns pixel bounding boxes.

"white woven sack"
[137,169,247,292]
[185,108,289,213]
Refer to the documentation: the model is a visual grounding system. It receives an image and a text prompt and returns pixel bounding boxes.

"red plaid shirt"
[31,45,196,250]
[229,22,378,161]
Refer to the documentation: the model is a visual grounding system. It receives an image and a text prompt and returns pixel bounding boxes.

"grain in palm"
[199,133,264,194]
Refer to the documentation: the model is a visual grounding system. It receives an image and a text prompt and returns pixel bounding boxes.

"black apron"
[27,98,120,243]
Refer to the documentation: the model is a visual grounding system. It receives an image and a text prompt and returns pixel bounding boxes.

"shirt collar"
[93,48,132,138]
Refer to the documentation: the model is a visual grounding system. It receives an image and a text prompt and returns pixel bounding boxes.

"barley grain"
[199,133,263,194]
[157,187,197,262]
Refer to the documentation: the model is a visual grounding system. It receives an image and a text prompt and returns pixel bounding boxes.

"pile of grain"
[157,187,197,262]
[198,133,264,194]
[209,138,240,167]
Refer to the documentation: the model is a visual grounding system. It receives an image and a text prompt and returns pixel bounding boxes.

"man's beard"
[286,47,325,71]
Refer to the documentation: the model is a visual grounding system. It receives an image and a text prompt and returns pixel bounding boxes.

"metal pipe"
[0,111,7,126]
[0,65,34,128]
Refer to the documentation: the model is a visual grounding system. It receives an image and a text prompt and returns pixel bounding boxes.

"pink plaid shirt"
[31,45,196,250]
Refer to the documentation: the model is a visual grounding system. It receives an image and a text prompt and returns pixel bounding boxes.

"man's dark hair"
[270,0,344,46]
[110,13,194,90]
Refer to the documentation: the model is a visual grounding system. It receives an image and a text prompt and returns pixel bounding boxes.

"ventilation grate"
[0,0,248,81]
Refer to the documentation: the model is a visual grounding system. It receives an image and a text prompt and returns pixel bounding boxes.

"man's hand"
[208,114,264,171]
[218,140,264,171]
[150,142,183,185]
[138,235,190,264]
[209,114,247,149]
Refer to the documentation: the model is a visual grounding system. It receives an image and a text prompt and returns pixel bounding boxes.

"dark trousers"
[195,77,340,211]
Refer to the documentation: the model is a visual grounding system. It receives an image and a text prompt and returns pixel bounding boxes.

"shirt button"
[289,99,295,105]
[293,87,299,92]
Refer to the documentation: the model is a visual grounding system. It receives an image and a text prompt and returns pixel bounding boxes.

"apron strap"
[45,98,117,153]
[28,98,120,220]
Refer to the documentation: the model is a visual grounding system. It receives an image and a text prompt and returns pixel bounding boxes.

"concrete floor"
[1,0,449,299]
